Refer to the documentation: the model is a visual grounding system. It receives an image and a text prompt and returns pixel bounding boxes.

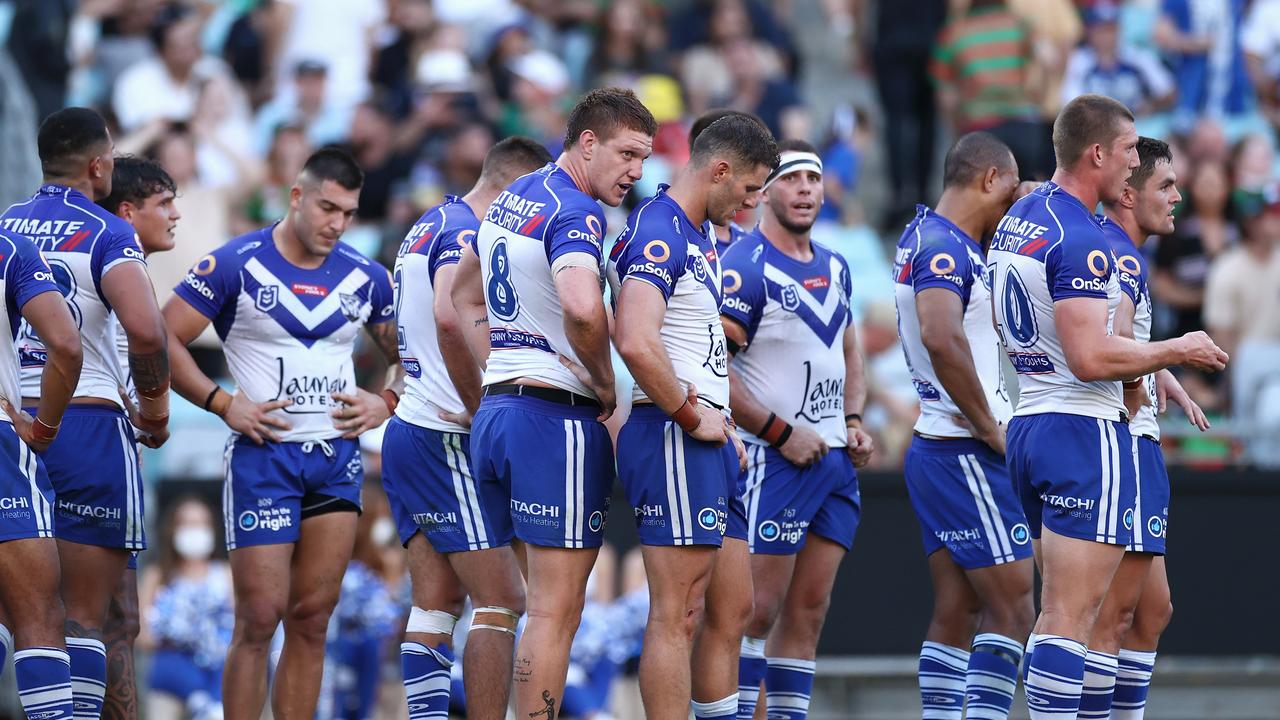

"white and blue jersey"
[173,227,394,549]
[990,182,1136,546]
[382,197,512,553]
[1102,216,1168,555]
[894,207,1029,568]
[711,220,752,259]
[720,229,860,553]
[609,187,740,546]
[894,206,1012,437]
[0,229,60,543]
[470,163,615,549]
[3,184,150,550]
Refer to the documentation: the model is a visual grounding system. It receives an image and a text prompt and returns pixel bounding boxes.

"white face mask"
[173,526,216,560]
[371,517,396,547]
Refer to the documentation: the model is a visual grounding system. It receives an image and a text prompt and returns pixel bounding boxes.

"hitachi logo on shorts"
[634,505,663,517]
[935,528,982,543]
[510,500,559,517]
[1040,493,1095,511]
[413,511,457,526]
[58,500,121,519]
[0,497,30,510]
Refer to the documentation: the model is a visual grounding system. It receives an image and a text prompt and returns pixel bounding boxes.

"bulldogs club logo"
[339,292,363,321]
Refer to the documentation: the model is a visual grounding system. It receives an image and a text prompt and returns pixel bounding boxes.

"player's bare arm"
[841,315,874,466]
[1155,368,1209,430]
[329,315,399,439]
[555,265,616,421]
[1,290,83,452]
[162,295,292,444]
[616,279,725,444]
[722,316,826,466]
[102,261,170,443]
[450,241,491,369]
[916,287,1005,453]
[433,263,482,427]
[1055,296,1228,381]
[1110,293,1151,419]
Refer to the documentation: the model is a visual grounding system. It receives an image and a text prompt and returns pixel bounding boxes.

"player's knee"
[1133,598,1173,640]
[526,592,585,635]
[469,605,523,639]
[472,585,526,618]
[235,599,286,644]
[931,591,982,632]
[284,594,339,644]
[748,585,785,635]
[706,590,753,635]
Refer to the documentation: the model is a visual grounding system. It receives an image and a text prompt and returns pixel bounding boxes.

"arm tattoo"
[128,349,170,395]
[366,320,400,364]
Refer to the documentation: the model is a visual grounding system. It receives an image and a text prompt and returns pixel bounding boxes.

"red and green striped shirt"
[931,6,1039,130]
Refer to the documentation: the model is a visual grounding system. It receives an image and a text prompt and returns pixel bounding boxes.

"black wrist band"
[775,424,794,448]
[845,412,862,424]
[203,386,221,411]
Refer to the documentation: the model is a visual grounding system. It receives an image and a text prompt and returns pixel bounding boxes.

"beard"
[773,208,816,236]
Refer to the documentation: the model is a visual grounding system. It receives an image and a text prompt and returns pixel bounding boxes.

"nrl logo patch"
[255,285,278,312]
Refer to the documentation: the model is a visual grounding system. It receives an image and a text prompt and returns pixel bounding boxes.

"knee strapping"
[406,607,458,637]
[469,606,521,636]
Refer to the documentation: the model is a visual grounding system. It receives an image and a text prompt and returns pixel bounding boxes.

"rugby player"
[688,109,762,256]
[893,132,1033,720]
[1081,137,1205,720]
[721,139,872,720]
[97,156,181,720]
[0,223,83,720]
[381,137,551,719]
[987,94,1227,719]
[162,148,398,720]
[610,113,773,720]
[1,107,170,720]
[467,87,656,719]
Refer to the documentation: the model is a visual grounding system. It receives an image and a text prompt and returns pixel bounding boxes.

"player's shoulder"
[209,227,274,267]
[626,190,681,233]
[1098,214,1138,254]
[333,241,389,276]
[809,237,851,272]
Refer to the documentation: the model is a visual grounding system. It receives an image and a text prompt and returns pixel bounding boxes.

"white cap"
[415,49,474,92]
[509,50,570,95]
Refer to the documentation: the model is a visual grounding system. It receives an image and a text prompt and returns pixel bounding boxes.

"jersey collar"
[655,185,711,243]
[918,204,981,254]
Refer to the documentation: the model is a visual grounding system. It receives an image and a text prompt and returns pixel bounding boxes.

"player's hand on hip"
[438,409,474,429]
[1123,381,1148,419]
[117,386,170,449]
[1157,370,1210,431]
[330,390,389,439]
[0,398,44,452]
[846,426,874,468]
[728,422,748,472]
[224,391,292,444]
[1176,331,1229,372]
[779,425,828,467]
[979,422,1006,457]
[688,402,730,446]
[558,354,616,422]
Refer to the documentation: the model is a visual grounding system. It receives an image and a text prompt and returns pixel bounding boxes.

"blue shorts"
[222,435,363,550]
[34,405,145,550]
[741,444,861,555]
[381,417,513,553]
[1128,436,1169,555]
[0,422,54,543]
[1008,413,1136,546]
[905,437,1032,569]
[471,394,614,549]
[618,406,741,547]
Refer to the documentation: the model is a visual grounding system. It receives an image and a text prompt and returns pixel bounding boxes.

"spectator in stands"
[139,497,234,720]
[861,0,949,227]
[1230,132,1275,197]
[253,60,351,155]
[112,5,229,131]
[679,0,788,118]
[243,123,313,227]
[1008,0,1083,120]
[347,102,416,222]
[931,0,1053,180]
[1062,2,1177,116]
[713,36,805,138]
[501,49,572,151]
[272,0,385,113]
[371,0,437,117]
[585,0,669,89]
[1242,0,1280,125]
[1154,0,1253,127]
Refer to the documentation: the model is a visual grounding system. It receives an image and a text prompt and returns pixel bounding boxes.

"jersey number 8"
[487,239,520,321]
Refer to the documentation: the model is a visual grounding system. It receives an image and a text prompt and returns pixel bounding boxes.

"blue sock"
[66,638,106,720]
[1111,649,1156,720]
[765,657,816,720]
[401,642,453,720]
[919,641,968,719]
[15,647,74,720]
[1078,650,1119,720]
[965,633,1024,720]
[1023,635,1087,720]
[693,694,739,719]
[737,636,767,719]
[0,623,12,669]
